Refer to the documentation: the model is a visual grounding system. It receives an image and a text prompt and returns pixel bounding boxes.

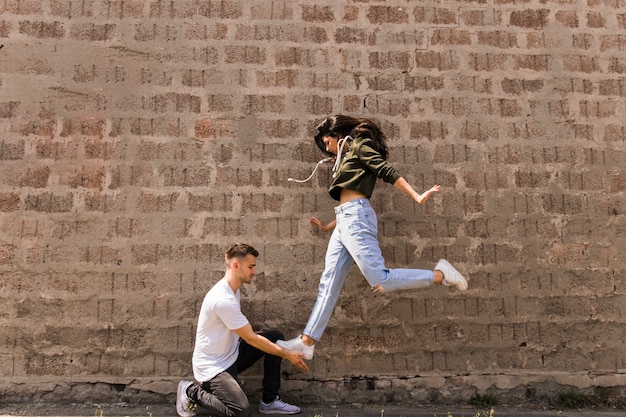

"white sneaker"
[435,259,468,291]
[276,336,315,360]
[176,380,196,417]
[258,396,301,415]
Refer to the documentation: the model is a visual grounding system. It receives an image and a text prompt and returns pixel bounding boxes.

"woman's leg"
[342,200,434,291]
[302,225,354,342]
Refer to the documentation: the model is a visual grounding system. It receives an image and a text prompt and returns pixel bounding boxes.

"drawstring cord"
[287,136,352,183]
[287,157,333,183]
[331,135,351,178]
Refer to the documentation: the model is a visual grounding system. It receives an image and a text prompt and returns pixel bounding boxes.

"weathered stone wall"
[1,0,626,407]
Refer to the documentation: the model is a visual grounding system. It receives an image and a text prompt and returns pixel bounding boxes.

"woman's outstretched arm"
[393,177,441,204]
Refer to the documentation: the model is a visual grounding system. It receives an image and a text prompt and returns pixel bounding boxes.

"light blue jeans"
[303,198,434,341]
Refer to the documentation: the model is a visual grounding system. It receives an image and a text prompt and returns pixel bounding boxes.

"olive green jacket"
[328,136,401,201]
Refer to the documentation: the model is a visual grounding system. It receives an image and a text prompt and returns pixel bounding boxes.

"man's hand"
[283,350,309,372]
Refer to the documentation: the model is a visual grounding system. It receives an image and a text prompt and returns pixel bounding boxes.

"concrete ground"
[2,403,626,417]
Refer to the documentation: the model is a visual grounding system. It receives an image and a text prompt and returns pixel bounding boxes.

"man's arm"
[233,324,309,372]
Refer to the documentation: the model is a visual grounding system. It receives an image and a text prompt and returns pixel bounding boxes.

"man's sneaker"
[435,259,468,291]
[258,396,301,415]
[276,336,315,360]
[176,380,196,417]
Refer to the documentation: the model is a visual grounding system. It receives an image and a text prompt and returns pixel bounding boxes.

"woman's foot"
[276,336,315,360]
[435,259,468,291]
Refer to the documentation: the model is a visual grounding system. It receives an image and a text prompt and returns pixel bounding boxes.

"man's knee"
[234,399,251,417]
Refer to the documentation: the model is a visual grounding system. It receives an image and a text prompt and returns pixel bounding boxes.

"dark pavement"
[2,403,626,417]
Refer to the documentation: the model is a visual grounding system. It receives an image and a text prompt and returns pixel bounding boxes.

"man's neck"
[224,273,240,293]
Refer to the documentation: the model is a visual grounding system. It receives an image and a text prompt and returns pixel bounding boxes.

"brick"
[572,33,594,50]
[609,171,626,192]
[0,140,25,160]
[367,5,409,24]
[70,23,116,41]
[18,118,57,138]
[529,99,569,118]
[60,118,106,138]
[514,54,550,71]
[415,50,459,71]
[542,193,585,214]
[515,170,551,188]
[608,57,626,73]
[24,193,73,212]
[241,94,284,113]
[587,11,606,27]
[599,79,626,96]
[83,192,126,213]
[194,119,236,140]
[183,22,227,40]
[79,246,122,265]
[369,51,412,71]
[468,52,508,71]
[555,10,580,28]
[0,20,11,37]
[605,124,626,142]
[49,0,94,17]
[256,69,299,89]
[432,97,472,116]
[563,55,600,73]
[100,0,145,19]
[579,100,616,118]
[430,28,471,46]
[182,68,221,87]
[600,35,626,52]
[0,101,20,118]
[136,192,180,213]
[415,6,458,25]
[224,45,266,64]
[478,98,522,117]
[462,10,498,27]
[0,192,20,211]
[335,27,375,45]
[162,166,211,187]
[143,93,201,113]
[201,217,243,238]
[410,121,448,140]
[3,0,43,15]
[60,165,106,190]
[501,78,544,94]
[19,21,64,38]
[13,166,50,188]
[509,9,549,29]
[35,139,79,159]
[0,244,15,265]
[477,30,518,48]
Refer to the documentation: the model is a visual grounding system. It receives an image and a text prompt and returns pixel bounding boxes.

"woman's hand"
[417,184,441,204]
[309,218,336,233]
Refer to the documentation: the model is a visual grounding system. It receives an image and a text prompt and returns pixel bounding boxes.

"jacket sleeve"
[355,138,401,185]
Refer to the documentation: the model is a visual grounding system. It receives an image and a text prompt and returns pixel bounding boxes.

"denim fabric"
[303,198,434,341]
[187,330,284,417]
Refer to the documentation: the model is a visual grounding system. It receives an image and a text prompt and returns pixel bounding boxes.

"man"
[176,243,308,417]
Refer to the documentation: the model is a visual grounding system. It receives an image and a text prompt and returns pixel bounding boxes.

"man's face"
[235,254,257,284]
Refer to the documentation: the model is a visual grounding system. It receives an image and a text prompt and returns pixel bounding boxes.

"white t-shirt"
[192,278,250,382]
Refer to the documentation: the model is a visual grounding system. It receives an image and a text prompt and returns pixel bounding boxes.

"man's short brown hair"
[225,243,259,262]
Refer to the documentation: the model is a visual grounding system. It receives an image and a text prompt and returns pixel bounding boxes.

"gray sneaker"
[435,259,468,291]
[258,396,301,415]
[176,380,196,417]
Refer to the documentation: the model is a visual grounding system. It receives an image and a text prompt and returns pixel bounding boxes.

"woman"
[278,115,468,360]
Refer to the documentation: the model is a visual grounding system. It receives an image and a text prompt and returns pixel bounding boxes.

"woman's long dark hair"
[314,115,389,159]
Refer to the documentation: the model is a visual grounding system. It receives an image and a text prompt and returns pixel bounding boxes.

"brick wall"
[1,0,626,407]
